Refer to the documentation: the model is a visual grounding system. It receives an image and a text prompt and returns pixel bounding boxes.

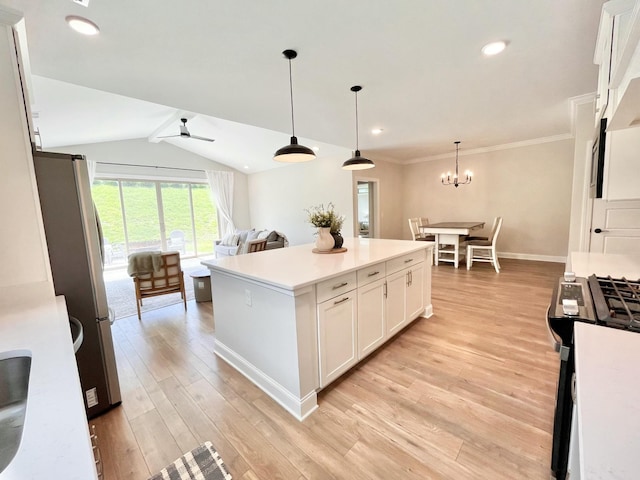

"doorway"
[356,180,378,238]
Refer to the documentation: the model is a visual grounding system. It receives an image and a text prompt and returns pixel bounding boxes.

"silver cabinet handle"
[367,271,380,277]
[332,282,348,290]
[334,297,350,305]
[404,258,413,263]
[571,372,577,404]
[409,270,413,285]
[383,281,387,298]
[406,271,410,287]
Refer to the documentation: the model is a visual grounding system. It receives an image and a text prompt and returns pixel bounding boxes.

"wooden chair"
[466,217,503,273]
[247,238,267,253]
[408,217,435,241]
[132,252,186,319]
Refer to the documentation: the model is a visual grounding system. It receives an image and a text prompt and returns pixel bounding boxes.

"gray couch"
[214,229,287,258]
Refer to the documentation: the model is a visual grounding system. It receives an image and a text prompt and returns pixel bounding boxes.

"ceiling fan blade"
[189,135,215,142]
[156,134,181,139]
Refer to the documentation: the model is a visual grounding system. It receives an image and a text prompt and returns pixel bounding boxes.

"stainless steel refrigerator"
[32,150,121,419]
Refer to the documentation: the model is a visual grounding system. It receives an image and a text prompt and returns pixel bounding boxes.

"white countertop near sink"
[568,252,640,279]
[0,296,97,480]
[574,322,640,480]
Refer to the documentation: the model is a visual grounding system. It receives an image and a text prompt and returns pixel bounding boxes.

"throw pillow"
[266,230,279,242]
[257,229,270,240]
[220,233,239,246]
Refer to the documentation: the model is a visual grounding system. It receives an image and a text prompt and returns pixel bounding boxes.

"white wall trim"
[569,93,597,137]
[0,6,23,26]
[404,134,574,164]
[498,251,566,264]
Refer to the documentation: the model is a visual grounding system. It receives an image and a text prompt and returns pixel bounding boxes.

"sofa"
[214,229,288,258]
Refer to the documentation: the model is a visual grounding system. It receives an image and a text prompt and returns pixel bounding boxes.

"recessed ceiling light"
[481,41,506,56]
[65,15,100,35]
[371,128,383,135]
[243,165,249,169]
[312,146,320,152]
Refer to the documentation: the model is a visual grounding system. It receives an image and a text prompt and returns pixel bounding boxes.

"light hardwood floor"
[92,258,564,479]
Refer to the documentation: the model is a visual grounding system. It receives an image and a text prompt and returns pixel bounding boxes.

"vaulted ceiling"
[6,0,603,172]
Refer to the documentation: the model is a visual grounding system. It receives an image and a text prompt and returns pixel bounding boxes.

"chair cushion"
[468,239,492,246]
[467,236,489,241]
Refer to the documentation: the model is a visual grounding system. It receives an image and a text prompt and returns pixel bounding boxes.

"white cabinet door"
[357,277,386,359]
[406,263,425,321]
[385,269,407,336]
[317,291,357,387]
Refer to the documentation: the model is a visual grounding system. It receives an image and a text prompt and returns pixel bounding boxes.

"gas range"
[548,274,640,346]
[547,273,640,479]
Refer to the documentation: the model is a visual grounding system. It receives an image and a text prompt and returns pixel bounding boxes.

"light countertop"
[202,237,433,290]
[568,252,640,279]
[0,296,97,480]
[574,323,640,479]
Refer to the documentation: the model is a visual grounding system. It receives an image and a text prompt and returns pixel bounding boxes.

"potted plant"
[305,203,344,251]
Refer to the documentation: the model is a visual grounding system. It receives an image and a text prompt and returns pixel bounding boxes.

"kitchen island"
[202,238,433,420]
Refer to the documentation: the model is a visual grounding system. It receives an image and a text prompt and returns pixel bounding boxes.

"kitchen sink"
[0,351,32,474]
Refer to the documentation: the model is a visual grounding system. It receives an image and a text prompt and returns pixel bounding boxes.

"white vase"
[315,227,335,251]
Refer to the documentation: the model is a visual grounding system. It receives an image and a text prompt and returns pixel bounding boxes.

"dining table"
[420,221,485,268]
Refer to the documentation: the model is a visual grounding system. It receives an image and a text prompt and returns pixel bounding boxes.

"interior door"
[589,199,640,254]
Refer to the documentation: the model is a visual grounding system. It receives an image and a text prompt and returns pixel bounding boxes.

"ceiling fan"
[157,118,215,142]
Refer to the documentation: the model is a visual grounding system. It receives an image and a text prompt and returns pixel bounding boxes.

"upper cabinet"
[0,6,54,307]
[595,0,640,129]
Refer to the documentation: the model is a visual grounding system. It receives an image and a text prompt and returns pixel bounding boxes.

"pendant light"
[441,141,472,187]
[273,49,315,163]
[342,85,375,170]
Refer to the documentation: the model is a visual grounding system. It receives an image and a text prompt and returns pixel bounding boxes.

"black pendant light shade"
[342,85,375,170]
[274,50,315,163]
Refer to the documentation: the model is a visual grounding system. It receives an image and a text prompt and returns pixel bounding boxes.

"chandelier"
[441,141,472,187]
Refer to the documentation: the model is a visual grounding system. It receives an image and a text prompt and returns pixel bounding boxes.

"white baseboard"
[498,251,566,264]
[214,339,318,421]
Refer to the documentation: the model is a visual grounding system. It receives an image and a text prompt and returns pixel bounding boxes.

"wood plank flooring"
[91,258,564,479]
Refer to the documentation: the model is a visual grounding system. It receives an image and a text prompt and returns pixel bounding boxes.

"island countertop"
[574,323,640,479]
[0,296,97,480]
[202,237,433,291]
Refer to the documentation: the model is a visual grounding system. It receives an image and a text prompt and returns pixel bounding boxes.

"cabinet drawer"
[357,262,386,287]
[317,272,357,304]
[386,250,426,275]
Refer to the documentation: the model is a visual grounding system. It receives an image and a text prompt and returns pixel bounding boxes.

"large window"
[92,179,218,267]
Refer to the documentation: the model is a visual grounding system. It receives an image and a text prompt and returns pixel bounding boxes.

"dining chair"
[466,216,503,273]
[408,218,435,241]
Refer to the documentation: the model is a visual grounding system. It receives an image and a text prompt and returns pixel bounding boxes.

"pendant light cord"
[354,89,360,151]
[288,57,295,137]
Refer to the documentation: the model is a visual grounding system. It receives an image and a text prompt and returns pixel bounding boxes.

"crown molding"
[404,133,574,164]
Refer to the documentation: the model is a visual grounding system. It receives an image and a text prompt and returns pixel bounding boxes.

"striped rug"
[148,442,232,480]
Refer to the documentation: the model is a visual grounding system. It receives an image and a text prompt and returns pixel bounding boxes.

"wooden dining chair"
[466,217,503,272]
[408,218,435,241]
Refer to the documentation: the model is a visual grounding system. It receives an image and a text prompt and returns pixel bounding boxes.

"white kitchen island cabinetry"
[317,273,358,387]
[203,238,433,420]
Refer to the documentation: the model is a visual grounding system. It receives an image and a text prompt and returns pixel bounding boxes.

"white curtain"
[206,170,235,238]
[87,159,97,185]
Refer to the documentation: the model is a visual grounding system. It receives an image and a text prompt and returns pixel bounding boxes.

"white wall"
[49,138,251,234]
[402,139,575,260]
[247,150,353,246]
